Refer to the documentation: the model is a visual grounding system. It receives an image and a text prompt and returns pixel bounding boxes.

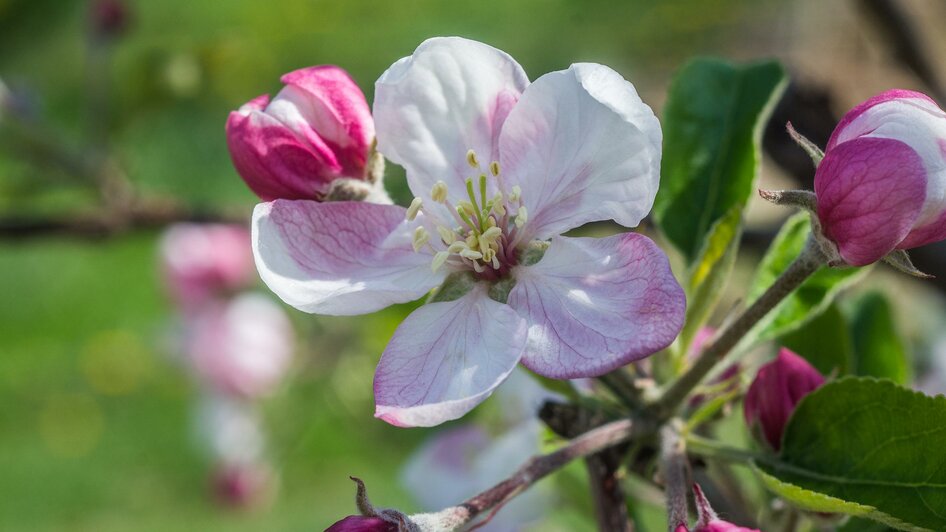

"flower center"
[406,149,528,281]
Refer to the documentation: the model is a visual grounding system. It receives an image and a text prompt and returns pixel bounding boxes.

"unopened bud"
[744,348,824,450]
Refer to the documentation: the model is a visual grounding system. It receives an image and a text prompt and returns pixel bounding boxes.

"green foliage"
[757,378,946,531]
[746,212,867,345]
[779,303,852,376]
[652,57,786,263]
[680,206,742,351]
[847,292,911,385]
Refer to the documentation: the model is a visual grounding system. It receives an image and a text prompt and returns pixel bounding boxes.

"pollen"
[466,149,480,169]
[489,161,501,176]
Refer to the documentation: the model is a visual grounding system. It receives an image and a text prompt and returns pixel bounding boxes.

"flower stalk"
[649,233,827,420]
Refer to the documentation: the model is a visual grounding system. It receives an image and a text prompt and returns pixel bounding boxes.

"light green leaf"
[756,378,946,531]
[746,212,867,345]
[778,303,853,376]
[680,207,742,351]
[847,292,911,385]
[653,57,786,263]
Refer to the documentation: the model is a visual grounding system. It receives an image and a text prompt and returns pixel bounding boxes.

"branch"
[660,422,689,531]
[457,417,648,527]
[0,201,245,241]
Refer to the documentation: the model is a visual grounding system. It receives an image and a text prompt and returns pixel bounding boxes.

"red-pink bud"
[226,66,375,201]
[90,0,131,39]
[212,463,272,509]
[325,516,398,532]
[815,90,946,266]
[744,348,824,450]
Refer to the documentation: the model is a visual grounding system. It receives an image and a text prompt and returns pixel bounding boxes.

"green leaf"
[756,378,946,531]
[746,212,867,345]
[778,303,853,376]
[653,57,786,262]
[847,292,911,385]
[680,206,743,350]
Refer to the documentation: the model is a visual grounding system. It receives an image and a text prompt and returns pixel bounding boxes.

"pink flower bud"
[815,90,946,266]
[160,224,255,310]
[90,0,131,39]
[743,348,824,450]
[325,516,398,532]
[226,66,375,201]
[691,483,760,532]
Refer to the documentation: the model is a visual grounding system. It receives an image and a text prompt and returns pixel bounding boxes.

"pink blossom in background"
[160,223,255,310]
[401,371,558,531]
[212,461,274,509]
[226,65,376,201]
[184,293,294,399]
[252,36,685,428]
[815,90,946,265]
[743,348,824,451]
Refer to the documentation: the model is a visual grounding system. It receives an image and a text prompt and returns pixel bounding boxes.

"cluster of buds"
[160,223,294,508]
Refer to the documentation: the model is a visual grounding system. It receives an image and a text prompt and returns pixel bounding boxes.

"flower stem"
[660,421,689,532]
[649,235,827,420]
[457,417,650,527]
[684,434,768,465]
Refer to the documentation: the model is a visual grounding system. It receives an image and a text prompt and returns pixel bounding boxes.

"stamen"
[406,197,423,221]
[412,226,429,252]
[466,149,480,169]
[460,248,483,260]
[437,226,457,245]
[515,206,528,228]
[447,241,466,254]
[431,181,448,203]
[456,204,477,231]
[431,251,450,272]
[489,161,500,177]
[510,185,522,203]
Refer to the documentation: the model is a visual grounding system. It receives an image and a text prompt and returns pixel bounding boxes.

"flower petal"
[499,63,661,239]
[828,89,946,246]
[815,137,926,266]
[374,287,527,427]
[373,37,529,202]
[252,200,443,315]
[508,233,685,379]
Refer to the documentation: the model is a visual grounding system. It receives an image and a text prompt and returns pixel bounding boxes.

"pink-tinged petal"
[374,37,529,203]
[744,348,824,451]
[693,484,760,532]
[252,200,443,315]
[815,137,926,266]
[507,233,685,379]
[828,90,946,241]
[499,63,661,239]
[374,287,527,427]
[325,516,398,532]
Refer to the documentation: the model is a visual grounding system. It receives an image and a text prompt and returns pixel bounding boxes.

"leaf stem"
[649,234,827,419]
[684,434,768,465]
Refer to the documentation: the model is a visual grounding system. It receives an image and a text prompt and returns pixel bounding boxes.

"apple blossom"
[226,65,382,202]
[252,37,686,427]
[160,223,256,310]
[184,293,294,398]
[815,89,946,266]
[744,348,824,451]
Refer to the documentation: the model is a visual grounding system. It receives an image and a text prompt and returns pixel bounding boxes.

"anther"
[515,206,528,228]
[406,197,423,221]
[460,248,483,260]
[489,161,500,176]
[412,226,429,252]
[466,149,480,169]
[431,251,450,272]
[431,181,448,203]
[437,226,457,245]
[510,185,522,203]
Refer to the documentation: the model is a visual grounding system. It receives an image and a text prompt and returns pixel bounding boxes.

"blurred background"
[3,1,946,530]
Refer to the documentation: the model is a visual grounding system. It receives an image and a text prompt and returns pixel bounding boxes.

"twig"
[649,235,826,419]
[458,417,648,526]
[660,422,689,531]
[0,201,245,241]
